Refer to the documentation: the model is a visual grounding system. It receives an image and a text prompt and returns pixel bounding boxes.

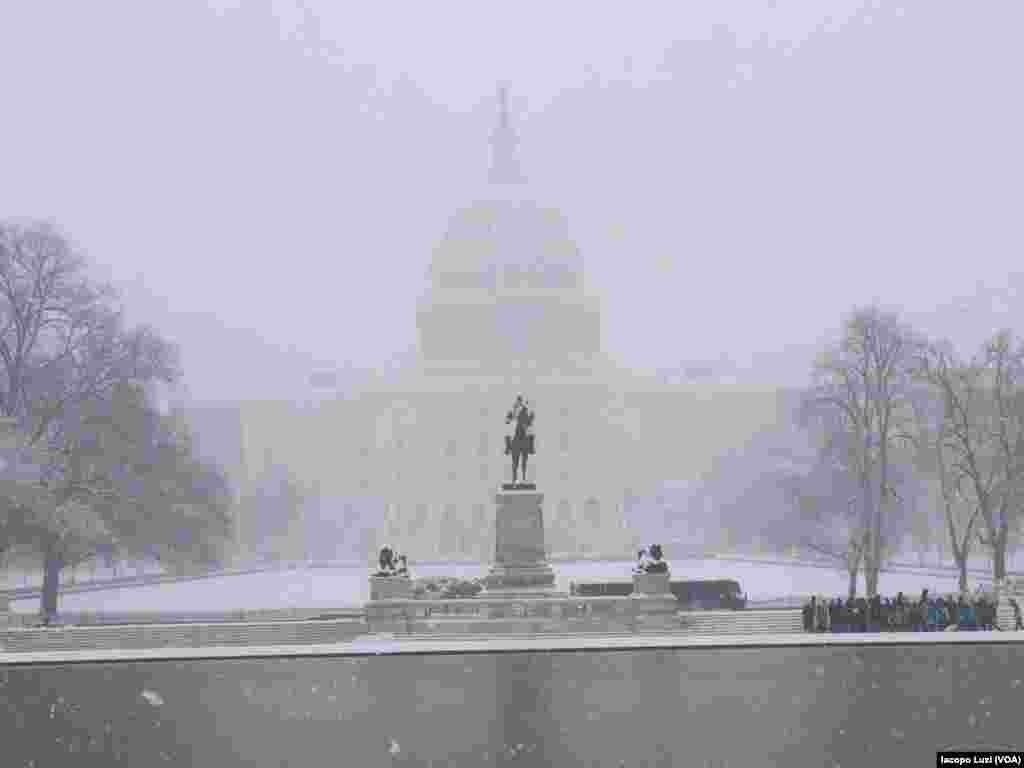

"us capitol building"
[231,88,791,563]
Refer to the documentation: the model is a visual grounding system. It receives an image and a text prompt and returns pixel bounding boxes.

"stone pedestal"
[361,484,687,636]
[629,574,679,632]
[484,488,558,596]
[369,576,413,601]
[633,572,671,596]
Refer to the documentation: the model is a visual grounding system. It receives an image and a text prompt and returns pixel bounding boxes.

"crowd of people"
[633,544,669,575]
[802,589,1024,633]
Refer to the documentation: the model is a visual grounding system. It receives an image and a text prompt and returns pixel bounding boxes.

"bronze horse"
[505,396,535,484]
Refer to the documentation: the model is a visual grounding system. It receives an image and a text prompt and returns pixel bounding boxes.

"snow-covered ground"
[7,556,1012,615]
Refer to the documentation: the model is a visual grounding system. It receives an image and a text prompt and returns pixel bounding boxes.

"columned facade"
[231,88,791,563]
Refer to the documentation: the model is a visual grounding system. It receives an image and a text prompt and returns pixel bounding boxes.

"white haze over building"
[2,0,1021,405]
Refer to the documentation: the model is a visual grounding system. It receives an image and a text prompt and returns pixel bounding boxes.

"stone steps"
[998,596,1022,631]
[678,609,804,636]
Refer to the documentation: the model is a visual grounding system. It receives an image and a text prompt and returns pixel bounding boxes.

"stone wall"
[1,616,367,653]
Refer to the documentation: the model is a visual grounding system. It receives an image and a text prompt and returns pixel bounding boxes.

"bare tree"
[982,331,1024,580]
[916,331,1024,583]
[803,305,924,596]
[907,382,979,591]
[0,220,233,619]
[779,444,867,600]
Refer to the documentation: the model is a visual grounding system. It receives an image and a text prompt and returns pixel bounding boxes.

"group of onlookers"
[803,589,1024,632]
[633,544,669,575]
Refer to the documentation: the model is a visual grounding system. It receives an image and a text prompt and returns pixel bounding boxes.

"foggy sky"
[2,0,1021,403]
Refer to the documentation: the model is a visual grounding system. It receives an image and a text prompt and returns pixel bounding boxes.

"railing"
[1,606,366,630]
[1,617,368,654]
[370,595,642,620]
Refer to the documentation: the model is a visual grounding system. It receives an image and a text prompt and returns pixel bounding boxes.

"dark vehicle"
[570,580,634,598]
[570,579,746,610]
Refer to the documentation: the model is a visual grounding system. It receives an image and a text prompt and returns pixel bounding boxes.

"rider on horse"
[505,395,535,484]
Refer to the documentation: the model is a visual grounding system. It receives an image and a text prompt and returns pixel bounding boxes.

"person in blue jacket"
[959,596,976,630]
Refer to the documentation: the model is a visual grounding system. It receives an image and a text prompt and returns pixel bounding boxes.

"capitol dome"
[427,87,584,295]
[417,86,602,371]
[429,199,583,293]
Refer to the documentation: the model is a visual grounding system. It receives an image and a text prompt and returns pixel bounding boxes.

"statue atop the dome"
[503,395,535,487]
[489,84,524,185]
[497,84,511,131]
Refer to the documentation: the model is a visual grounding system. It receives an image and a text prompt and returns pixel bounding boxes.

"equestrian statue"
[504,395,535,486]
